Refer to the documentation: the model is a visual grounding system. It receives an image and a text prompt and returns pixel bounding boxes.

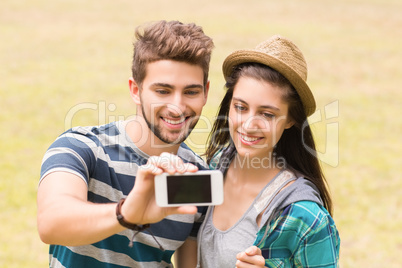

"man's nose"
[167,93,186,116]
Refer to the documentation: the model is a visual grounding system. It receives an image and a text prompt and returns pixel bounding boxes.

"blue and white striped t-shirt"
[40,120,208,268]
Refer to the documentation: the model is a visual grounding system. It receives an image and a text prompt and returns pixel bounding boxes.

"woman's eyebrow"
[232,97,280,110]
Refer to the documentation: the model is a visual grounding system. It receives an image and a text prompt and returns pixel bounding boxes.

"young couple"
[37,20,340,267]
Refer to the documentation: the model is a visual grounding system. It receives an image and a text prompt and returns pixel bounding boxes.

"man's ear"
[203,80,210,105]
[129,77,141,105]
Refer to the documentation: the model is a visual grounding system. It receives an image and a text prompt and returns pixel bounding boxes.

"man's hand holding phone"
[120,153,201,226]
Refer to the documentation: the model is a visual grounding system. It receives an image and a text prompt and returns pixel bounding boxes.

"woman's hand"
[122,152,199,225]
[236,246,265,268]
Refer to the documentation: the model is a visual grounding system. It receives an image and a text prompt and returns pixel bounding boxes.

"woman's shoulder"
[286,200,329,216]
[277,201,338,243]
[282,201,334,227]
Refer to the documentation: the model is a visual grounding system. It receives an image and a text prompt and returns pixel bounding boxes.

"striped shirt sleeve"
[40,128,98,185]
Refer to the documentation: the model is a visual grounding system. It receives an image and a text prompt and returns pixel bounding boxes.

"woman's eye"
[262,112,275,119]
[234,104,246,111]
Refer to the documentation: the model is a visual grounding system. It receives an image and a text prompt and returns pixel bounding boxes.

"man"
[37,20,214,267]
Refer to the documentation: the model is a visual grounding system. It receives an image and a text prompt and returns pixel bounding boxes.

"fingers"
[147,152,198,174]
[244,246,262,256]
[236,246,265,267]
[133,152,198,199]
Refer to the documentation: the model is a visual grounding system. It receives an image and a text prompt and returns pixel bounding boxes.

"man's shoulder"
[57,122,122,147]
[65,122,119,137]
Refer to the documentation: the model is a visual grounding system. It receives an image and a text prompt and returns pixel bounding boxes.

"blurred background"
[1,0,401,267]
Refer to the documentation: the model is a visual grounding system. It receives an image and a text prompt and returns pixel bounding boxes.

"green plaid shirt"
[254,201,340,267]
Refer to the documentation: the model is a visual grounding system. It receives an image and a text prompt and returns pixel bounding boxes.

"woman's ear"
[285,118,295,129]
[129,77,141,105]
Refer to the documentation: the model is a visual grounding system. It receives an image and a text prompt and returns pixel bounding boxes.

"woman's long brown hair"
[205,63,333,215]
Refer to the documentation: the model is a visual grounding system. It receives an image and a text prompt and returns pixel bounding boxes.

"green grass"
[1,0,402,267]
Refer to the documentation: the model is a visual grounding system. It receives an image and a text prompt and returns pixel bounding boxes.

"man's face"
[135,60,209,145]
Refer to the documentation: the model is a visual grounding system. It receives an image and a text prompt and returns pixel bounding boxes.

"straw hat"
[222,35,316,117]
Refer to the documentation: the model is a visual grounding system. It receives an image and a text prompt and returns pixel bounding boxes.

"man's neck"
[124,117,181,156]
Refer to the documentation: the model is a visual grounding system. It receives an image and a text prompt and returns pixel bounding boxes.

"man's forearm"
[37,195,124,246]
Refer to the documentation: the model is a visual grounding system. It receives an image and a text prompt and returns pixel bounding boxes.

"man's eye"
[185,90,200,96]
[156,89,169,95]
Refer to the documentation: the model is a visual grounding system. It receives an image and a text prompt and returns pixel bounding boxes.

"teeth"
[164,117,185,125]
[240,134,259,142]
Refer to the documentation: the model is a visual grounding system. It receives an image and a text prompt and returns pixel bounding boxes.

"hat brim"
[222,49,316,117]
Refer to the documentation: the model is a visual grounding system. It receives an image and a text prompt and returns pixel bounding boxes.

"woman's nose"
[242,114,269,131]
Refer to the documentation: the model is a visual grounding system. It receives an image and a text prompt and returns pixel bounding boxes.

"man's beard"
[141,105,197,145]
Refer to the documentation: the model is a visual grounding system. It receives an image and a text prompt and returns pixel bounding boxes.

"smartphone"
[154,170,224,207]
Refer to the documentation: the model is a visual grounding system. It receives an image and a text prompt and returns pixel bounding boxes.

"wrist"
[116,198,150,230]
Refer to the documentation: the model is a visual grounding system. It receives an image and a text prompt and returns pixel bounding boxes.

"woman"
[197,35,340,267]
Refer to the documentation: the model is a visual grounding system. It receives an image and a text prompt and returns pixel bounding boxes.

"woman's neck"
[229,153,282,185]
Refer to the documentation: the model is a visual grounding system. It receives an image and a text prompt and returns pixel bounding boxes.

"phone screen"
[166,174,212,204]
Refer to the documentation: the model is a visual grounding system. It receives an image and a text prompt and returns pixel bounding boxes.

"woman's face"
[228,76,294,160]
